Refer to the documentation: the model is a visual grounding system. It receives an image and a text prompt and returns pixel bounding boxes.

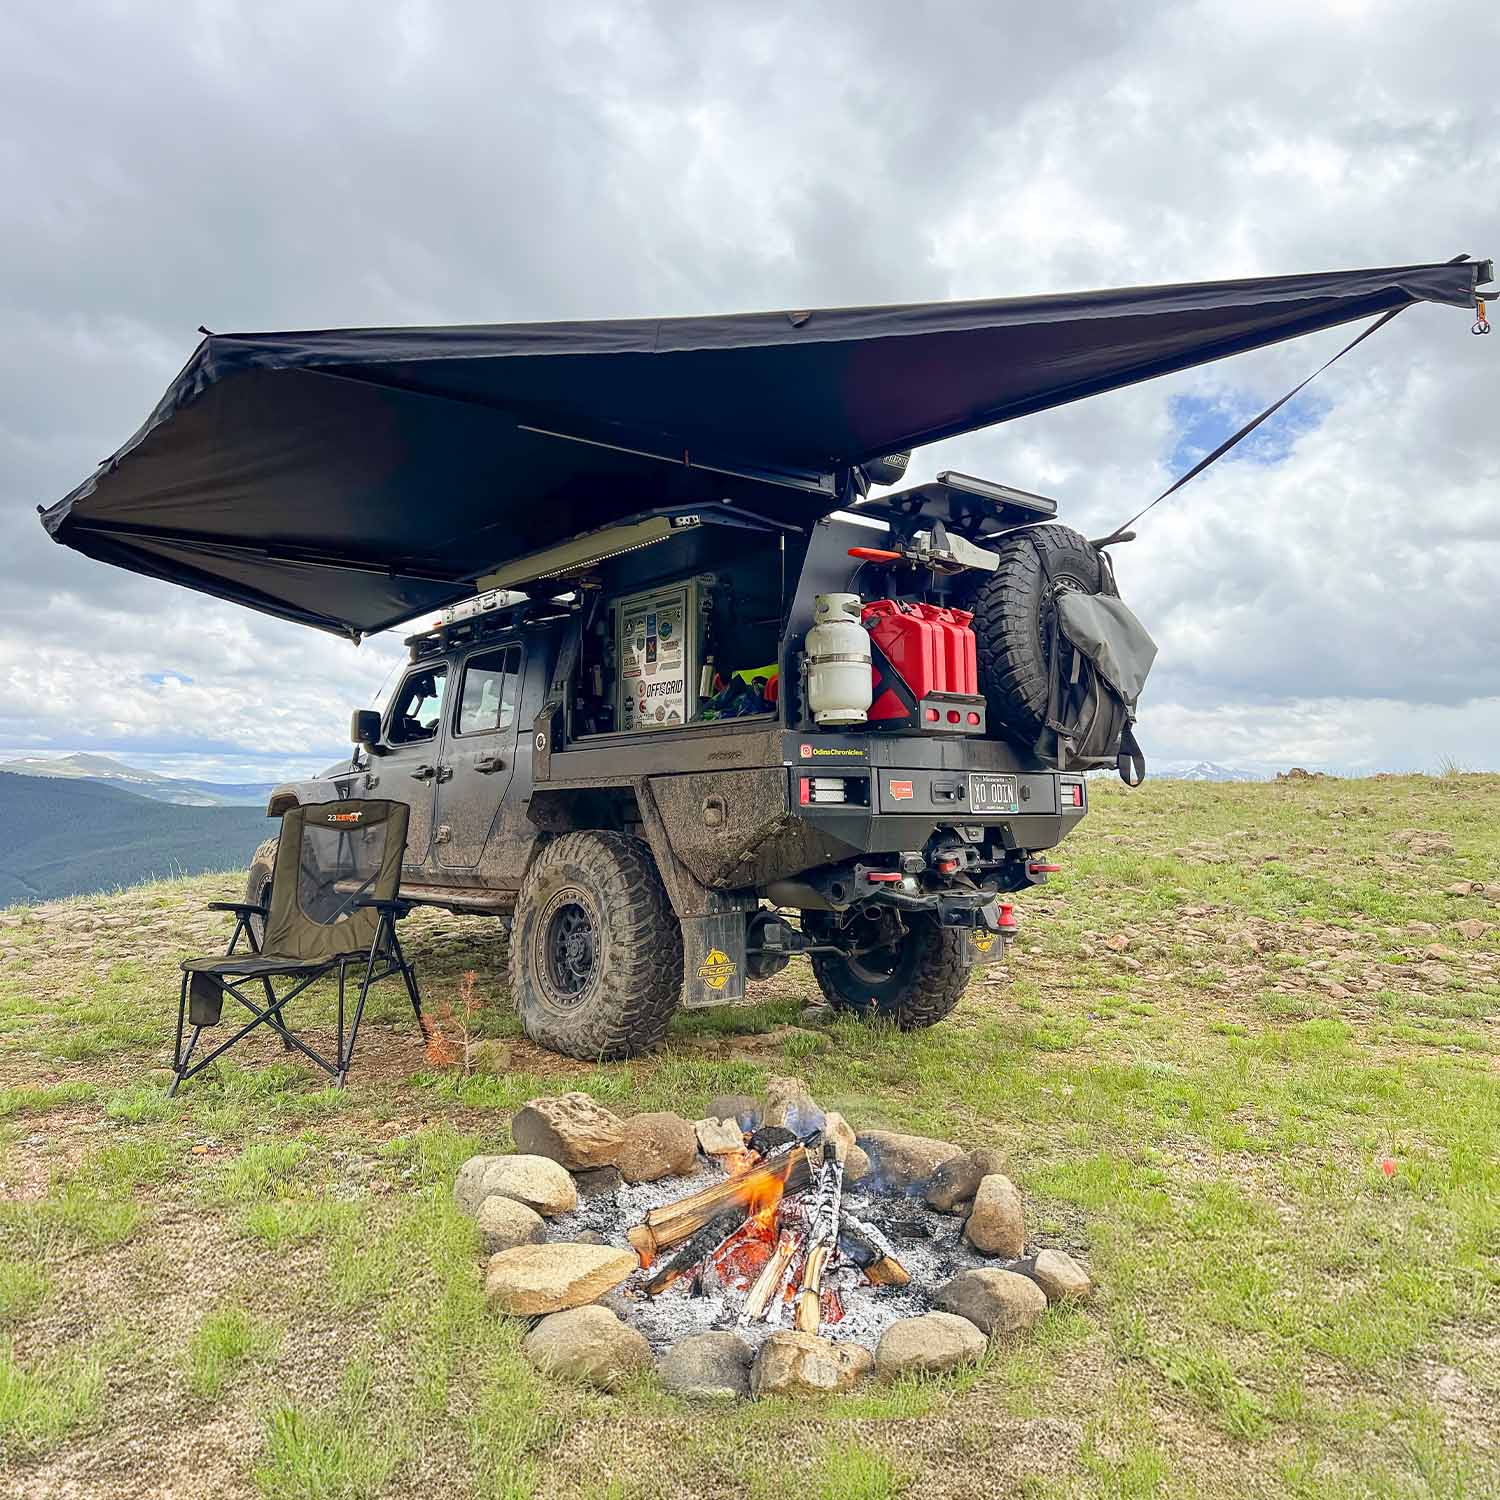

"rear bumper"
[783,730,1087,855]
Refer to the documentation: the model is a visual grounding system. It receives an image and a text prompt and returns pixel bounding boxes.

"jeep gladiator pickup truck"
[255,476,1104,1058]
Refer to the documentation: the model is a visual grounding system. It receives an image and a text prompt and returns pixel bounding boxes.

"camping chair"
[170,799,424,1093]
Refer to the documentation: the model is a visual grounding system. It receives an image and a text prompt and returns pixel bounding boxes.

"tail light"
[1061,781,1085,808]
[798,775,869,807]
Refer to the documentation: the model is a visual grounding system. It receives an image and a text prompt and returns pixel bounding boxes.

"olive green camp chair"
[170,800,424,1093]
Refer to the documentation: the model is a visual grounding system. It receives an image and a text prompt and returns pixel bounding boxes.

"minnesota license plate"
[968,772,1019,814]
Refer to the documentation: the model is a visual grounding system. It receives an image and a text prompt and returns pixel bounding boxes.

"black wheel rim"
[540,891,598,1008]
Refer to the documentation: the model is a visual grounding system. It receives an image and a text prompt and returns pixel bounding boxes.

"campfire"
[627,1132,912,1335]
[465,1081,1095,1399]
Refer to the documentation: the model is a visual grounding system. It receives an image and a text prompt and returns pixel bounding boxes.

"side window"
[386,665,448,744]
[456,647,520,736]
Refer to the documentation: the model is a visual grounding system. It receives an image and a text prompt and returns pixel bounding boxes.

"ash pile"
[454,1078,1093,1399]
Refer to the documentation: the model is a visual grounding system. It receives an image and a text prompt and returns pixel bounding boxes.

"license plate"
[968,772,1019,814]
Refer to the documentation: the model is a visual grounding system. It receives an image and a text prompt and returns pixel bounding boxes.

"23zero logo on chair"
[328,810,364,824]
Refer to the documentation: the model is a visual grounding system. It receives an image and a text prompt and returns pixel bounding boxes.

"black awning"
[42,258,1490,637]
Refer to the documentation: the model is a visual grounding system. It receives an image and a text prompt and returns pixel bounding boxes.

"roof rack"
[403,590,537,659]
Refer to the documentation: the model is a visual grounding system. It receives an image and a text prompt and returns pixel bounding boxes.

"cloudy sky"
[2,0,1497,782]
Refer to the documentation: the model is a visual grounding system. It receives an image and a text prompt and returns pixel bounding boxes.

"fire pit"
[456,1080,1092,1398]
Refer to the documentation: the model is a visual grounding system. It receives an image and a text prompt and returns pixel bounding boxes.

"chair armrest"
[206,901,269,915]
[352,898,414,916]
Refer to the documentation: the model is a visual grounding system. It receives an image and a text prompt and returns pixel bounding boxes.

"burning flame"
[708,1161,789,1291]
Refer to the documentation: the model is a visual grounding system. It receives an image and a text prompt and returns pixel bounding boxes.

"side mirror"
[351,709,387,756]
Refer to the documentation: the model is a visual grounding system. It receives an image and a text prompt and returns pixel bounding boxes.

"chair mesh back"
[263,800,409,962]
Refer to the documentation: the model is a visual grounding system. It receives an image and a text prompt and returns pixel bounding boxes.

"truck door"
[434,644,521,869]
[376,661,449,868]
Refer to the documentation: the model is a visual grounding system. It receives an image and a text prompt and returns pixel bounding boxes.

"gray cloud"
[2,0,1497,777]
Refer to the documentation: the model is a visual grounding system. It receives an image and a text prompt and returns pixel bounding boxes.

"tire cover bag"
[1055,592,1157,707]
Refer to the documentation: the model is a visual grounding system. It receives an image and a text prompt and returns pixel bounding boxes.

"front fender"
[265,773,356,818]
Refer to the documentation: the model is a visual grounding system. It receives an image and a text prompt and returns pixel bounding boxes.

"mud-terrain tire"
[244,836,279,948]
[510,831,683,1060]
[972,523,1115,744]
[809,913,972,1029]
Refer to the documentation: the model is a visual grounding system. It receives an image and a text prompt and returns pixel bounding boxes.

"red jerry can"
[861,599,941,717]
[914,604,978,695]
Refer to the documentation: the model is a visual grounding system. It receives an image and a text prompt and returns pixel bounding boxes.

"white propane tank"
[806,593,872,725]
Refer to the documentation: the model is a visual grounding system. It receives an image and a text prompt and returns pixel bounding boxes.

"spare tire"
[971,524,1116,744]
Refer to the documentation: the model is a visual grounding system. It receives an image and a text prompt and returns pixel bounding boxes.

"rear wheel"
[808,910,972,1029]
[244,836,278,948]
[510,831,683,1060]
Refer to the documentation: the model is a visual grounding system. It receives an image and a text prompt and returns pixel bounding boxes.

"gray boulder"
[707,1094,761,1131]
[475,1155,577,1217]
[510,1092,625,1170]
[574,1165,624,1199]
[924,1148,1007,1213]
[875,1312,986,1377]
[1027,1248,1093,1303]
[475,1194,546,1254]
[616,1112,700,1183]
[453,1153,505,1216]
[522,1305,652,1391]
[855,1130,962,1192]
[962,1173,1025,1257]
[933,1268,1047,1337]
[750,1331,873,1397]
[658,1330,754,1399]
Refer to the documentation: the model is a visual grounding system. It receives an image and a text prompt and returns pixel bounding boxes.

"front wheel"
[509,831,683,1060]
[808,911,973,1029]
[244,836,279,949]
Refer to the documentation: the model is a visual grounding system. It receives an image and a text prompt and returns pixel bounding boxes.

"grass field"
[0,773,1496,1498]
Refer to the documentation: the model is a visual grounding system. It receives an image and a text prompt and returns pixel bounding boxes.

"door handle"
[474,755,506,774]
[410,764,435,781]
[435,765,454,783]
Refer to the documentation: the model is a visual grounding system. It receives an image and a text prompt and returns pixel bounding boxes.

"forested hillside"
[0,773,267,903]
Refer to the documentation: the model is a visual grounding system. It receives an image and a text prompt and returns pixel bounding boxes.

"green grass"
[0,1260,47,1325]
[0,1341,103,1459]
[0,775,1496,1496]
[185,1305,281,1400]
[255,1362,403,1500]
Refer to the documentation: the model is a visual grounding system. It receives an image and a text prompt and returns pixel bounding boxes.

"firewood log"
[641,1211,742,1296]
[626,1141,815,1265]
[839,1215,911,1288]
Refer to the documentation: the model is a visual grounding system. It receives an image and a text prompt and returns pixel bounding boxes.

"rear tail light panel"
[795,773,871,808]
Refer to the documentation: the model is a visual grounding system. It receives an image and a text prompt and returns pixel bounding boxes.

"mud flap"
[969,929,1009,966]
[680,912,747,1008]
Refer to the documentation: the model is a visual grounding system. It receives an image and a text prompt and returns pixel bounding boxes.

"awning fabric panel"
[42,259,1489,636]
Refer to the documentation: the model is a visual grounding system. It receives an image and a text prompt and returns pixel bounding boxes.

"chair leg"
[265,974,292,1050]
[390,926,424,1034]
[170,1023,205,1097]
[337,950,381,1088]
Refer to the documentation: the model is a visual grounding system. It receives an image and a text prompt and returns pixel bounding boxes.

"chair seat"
[181,953,350,979]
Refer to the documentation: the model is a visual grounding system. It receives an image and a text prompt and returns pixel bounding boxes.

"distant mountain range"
[1157,762,1267,783]
[0,752,273,807]
[0,773,270,905]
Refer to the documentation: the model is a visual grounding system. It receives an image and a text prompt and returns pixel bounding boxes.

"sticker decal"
[888,779,914,801]
[329,811,364,824]
[697,949,736,991]
[973,932,996,953]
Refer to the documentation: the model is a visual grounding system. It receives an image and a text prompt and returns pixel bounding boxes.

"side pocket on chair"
[188,973,225,1027]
